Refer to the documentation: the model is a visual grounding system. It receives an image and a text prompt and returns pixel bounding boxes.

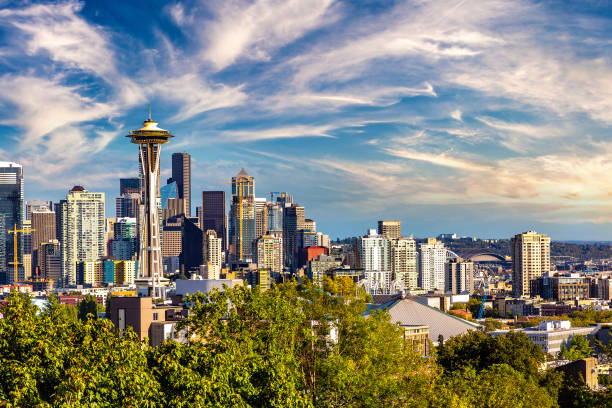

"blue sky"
[1,0,612,240]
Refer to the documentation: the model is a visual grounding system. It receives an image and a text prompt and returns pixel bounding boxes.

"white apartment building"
[419,238,446,291]
[61,187,105,287]
[255,234,283,274]
[359,229,390,272]
[204,229,223,277]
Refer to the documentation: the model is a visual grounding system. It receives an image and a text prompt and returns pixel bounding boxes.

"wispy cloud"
[222,125,335,142]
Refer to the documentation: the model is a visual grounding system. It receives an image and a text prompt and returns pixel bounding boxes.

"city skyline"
[1,1,612,240]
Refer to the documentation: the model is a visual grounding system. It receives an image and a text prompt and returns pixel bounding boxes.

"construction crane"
[7,223,35,284]
[477,285,490,320]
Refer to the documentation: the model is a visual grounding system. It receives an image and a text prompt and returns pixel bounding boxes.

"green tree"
[482,319,503,332]
[558,335,592,360]
[77,294,99,321]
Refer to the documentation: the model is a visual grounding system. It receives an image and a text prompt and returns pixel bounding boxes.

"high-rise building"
[182,217,203,272]
[445,258,474,295]
[25,200,52,220]
[391,237,417,290]
[304,219,316,233]
[230,169,256,262]
[115,193,140,218]
[255,234,283,274]
[511,231,551,297]
[266,203,283,234]
[110,217,138,261]
[160,181,177,209]
[162,218,182,259]
[378,221,401,240]
[21,219,32,282]
[128,114,174,297]
[316,232,330,248]
[255,197,267,239]
[0,162,24,284]
[40,240,61,287]
[31,208,56,276]
[283,204,304,271]
[171,153,191,217]
[359,229,391,272]
[203,229,223,278]
[201,191,227,252]
[60,186,105,287]
[119,178,140,195]
[419,238,446,291]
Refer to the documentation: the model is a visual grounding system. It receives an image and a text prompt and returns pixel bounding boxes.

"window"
[153,312,159,321]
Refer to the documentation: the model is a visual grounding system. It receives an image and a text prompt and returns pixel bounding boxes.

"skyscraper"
[359,229,391,272]
[255,234,283,274]
[283,204,304,271]
[40,240,61,287]
[119,178,140,195]
[31,208,56,276]
[115,193,140,218]
[391,237,417,290]
[511,231,551,297]
[25,200,52,220]
[255,197,267,239]
[61,186,105,286]
[266,203,283,234]
[0,162,24,284]
[110,217,138,261]
[230,169,256,262]
[378,221,401,240]
[160,181,177,209]
[171,152,191,217]
[201,191,226,252]
[128,114,173,295]
[203,229,223,278]
[419,238,446,291]
[445,258,474,295]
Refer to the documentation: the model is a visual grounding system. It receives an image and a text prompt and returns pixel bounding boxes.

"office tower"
[203,229,223,278]
[181,217,203,272]
[255,197,267,239]
[54,201,63,242]
[110,217,138,261]
[120,177,140,195]
[25,200,52,220]
[266,203,283,234]
[511,231,551,297]
[0,162,24,284]
[283,204,304,270]
[40,240,61,288]
[296,229,319,268]
[21,219,32,281]
[128,114,173,296]
[378,221,401,240]
[391,237,417,290]
[255,234,283,274]
[31,208,56,276]
[201,191,227,251]
[116,193,140,218]
[419,238,446,291]
[171,152,191,217]
[162,198,186,221]
[162,218,182,259]
[304,219,316,233]
[160,181,177,209]
[276,192,293,207]
[316,232,330,248]
[230,169,256,262]
[359,229,391,272]
[60,186,105,286]
[445,258,474,294]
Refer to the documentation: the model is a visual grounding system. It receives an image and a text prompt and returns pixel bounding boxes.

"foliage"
[482,319,504,332]
[558,335,592,360]
[77,294,100,321]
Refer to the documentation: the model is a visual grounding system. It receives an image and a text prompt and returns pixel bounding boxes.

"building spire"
[148,103,151,120]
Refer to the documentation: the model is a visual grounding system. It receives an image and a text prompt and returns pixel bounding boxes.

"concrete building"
[308,254,342,286]
[40,240,61,287]
[491,320,596,355]
[531,272,590,301]
[255,197,267,240]
[203,229,223,278]
[445,258,474,294]
[377,220,401,240]
[25,200,52,220]
[419,238,446,291]
[60,186,105,287]
[304,219,316,233]
[0,162,24,284]
[391,237,417,290]
[283,204,305,270]
[255,234,283,274]
[31,208,56,276]
[511,231,551,297]
[359,229,391,272]
[316,232,330,249]
[115,193,140,218]
[363,270,393,295]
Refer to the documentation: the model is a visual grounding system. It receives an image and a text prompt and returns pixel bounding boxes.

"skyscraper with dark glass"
[119,178,140,195]
[171,152,191,217]
[0,162,24,284]
[201,191,226,251]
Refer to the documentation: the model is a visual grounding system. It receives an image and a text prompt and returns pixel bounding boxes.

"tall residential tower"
[511,231,551,297]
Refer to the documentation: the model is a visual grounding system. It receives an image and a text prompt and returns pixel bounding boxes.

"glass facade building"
[0,162,23,284]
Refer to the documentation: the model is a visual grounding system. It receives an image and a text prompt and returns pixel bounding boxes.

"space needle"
[127,108,173,298]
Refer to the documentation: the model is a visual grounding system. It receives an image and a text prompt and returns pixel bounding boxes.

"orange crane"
[7,223,35,284]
